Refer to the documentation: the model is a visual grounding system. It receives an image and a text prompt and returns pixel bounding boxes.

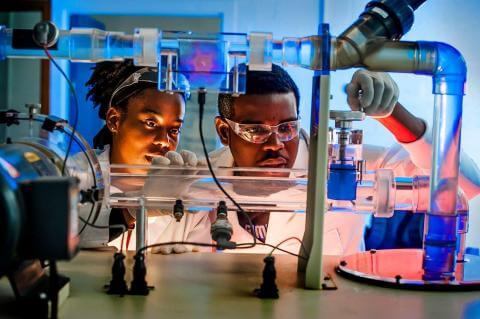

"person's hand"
[152,244,189,254]
[143,150,206,198]
[152,150,206,167]
[346,70,399,118]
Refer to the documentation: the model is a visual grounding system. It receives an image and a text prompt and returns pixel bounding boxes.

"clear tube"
[271,36,325,70]
[418,42,466,281]
[0,27,134,61]
[109,165,431,217]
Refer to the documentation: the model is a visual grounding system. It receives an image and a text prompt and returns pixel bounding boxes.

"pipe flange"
[366,0,415,38]
[329,110,365,122]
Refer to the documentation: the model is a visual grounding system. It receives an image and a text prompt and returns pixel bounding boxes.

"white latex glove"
[346,69,399,118]
[144,150,206,198]
[152,150,207,167]
[152,244,188,255]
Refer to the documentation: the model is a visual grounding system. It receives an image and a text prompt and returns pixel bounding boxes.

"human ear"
[105,107,122,134]
[215,116,230,146]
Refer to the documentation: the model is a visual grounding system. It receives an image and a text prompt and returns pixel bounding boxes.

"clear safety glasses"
[224,118,300,144]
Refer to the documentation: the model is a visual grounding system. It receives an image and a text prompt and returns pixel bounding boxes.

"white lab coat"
[208,126,480,256]
[78,146,211,251]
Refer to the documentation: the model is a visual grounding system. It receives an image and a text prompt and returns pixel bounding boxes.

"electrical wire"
[197,89,257,248]
[43,47,79,175]
[62,130,98,189]
[236,241,308,260]
[266,236,308,257]
[78,204,96,236]
[78,216,126,234]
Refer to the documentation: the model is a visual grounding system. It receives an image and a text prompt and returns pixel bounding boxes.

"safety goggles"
[109,67,190,108]
[224,118,300,144]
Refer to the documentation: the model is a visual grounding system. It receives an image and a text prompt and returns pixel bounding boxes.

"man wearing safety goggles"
[209,64,480,255]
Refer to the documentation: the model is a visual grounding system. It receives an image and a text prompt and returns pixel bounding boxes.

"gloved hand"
[152,244,188,255]
[346,69,399,118]
[151,150,206,167]
[143,150,207,198]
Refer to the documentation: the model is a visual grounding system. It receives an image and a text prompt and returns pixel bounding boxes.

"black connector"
[129,253,153,295]
[254,256,279,299]
[105,253,128,296]
[80,187,100,204]
[173,199,184,222]
[0,109,20,126]
[217,200,228,218]
[32,21,59,48]
[41,117,62,132]
[210,201,236,250]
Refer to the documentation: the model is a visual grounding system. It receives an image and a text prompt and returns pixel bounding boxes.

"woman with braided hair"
[79,60,211,253]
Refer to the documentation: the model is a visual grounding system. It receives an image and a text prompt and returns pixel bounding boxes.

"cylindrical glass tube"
[328,172,468,217]
[271,36,324,70]
[1,27,135,61]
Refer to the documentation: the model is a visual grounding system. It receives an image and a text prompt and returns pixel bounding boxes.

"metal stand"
[6,260,70,318]
[136,196,148,253]
[300,24,332,289]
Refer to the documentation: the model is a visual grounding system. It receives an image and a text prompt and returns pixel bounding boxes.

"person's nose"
[262,131,285,152]
[153,128,173,150]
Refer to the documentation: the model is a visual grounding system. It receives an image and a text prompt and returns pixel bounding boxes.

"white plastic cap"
[248,32,272,71]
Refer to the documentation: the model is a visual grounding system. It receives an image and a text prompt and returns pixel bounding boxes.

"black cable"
[236,242,308,260]
[43,47,79,175]
[61,130,98,189]
[49,260,58,319]
[78,204,96,236]
[197,89,256,248]
[78,216,126,233]
[267,236,308,257]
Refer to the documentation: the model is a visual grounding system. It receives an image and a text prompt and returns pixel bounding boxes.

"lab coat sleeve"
[186,212,213,252]
[397,122,480,200]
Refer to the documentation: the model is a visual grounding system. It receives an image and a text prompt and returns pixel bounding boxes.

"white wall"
[325,0,480,248]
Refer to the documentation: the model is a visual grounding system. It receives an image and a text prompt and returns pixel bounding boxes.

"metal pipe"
[333,0,418,69]
[136,197,148,253]
[339,40,466,280]
[302,23,331,290]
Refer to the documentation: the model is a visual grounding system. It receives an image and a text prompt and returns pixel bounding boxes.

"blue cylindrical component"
[423,214,457,280]
[327,163,357,200]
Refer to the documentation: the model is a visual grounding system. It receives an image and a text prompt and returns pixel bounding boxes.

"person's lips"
[257,157,288,168]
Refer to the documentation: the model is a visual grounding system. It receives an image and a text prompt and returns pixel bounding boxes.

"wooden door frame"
[0,0,51,114]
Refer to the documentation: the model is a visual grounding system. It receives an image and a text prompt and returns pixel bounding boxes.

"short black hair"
[218,63,300,119]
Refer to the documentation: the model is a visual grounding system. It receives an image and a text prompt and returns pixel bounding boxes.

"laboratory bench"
[1,250,480,319]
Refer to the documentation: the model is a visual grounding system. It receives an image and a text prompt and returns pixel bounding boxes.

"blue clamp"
[327,162,357,200]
